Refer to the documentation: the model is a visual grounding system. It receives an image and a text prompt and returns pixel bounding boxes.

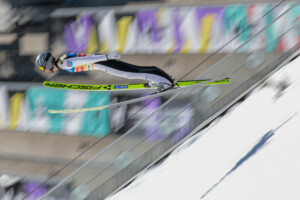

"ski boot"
[156,82,175,93]
[147,82,158,88]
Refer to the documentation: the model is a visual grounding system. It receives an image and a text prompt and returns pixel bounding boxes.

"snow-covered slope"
[107,54,300,200]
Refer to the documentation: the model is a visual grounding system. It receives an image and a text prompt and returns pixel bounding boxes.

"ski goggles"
[38,53,52,72]
[39,66,46,71]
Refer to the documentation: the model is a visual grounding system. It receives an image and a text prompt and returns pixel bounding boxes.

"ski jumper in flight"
[35,52,175,91]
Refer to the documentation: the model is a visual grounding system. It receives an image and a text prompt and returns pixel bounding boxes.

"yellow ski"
[47,78,230,114]
[44,78,230,91]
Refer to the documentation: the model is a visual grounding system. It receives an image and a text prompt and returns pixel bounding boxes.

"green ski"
[43,78,230,91]
[46,77,230,113]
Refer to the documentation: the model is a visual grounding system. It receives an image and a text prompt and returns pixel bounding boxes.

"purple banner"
[173,8,184,53]
[64,13,95,52]
[136,10,161,45]
[141,96,163,140]
[23,181,47,199]
[196,7,224,23]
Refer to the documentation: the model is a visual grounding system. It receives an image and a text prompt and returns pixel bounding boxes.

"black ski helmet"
[35,52,54,71]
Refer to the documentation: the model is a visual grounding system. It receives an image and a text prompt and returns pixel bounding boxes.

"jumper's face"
[44,67,53,74]
[40,59,57,74]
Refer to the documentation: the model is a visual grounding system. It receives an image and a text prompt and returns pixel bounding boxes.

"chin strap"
[55,59,62,69]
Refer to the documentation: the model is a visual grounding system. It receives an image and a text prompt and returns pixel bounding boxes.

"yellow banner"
[117,16,133,53]
[198,14,215,53]
[7,93,24,130]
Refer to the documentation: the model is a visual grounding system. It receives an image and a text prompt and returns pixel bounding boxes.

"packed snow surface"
[107,54,300,200]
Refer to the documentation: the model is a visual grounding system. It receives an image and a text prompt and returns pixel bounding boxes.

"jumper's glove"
[106,51,121,61]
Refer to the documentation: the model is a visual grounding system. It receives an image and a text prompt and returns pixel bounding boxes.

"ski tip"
[224,78,230,83]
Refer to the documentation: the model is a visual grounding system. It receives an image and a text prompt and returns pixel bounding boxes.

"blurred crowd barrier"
[64,2,299,54]
[0,174,70,200]
[0,86,194,138]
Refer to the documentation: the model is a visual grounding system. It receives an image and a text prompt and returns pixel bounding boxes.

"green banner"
[80,92,111,137]
[26,88,111,136]
[26,88,65,133]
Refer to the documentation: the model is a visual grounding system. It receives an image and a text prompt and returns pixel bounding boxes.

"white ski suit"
[56,53,174,86]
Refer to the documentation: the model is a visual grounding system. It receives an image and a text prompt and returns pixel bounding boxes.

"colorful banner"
[26,87,66,133]
[123,95,194,141]
[136,10,162,53]
[63,90,88,135]
[3,88,111,137]
[142,95,163,140]
[64,13,98,53]
[64,2,300,54]
[97,11,118,53]
[7,93,24,130]
[80,92,111,137]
